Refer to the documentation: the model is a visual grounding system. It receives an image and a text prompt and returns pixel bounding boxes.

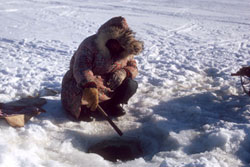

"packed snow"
[0,0,250,166]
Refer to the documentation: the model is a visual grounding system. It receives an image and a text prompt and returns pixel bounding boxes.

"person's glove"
[107,69,127,90]
[82,88,99,111]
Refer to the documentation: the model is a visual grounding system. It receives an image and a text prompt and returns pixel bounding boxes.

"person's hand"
[94,76,113,93]
[82,88,99,111]
[107,69,127,90]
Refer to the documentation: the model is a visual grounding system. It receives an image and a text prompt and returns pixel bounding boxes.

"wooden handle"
[97,105,123,136]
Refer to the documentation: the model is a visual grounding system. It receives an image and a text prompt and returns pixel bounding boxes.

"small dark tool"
[97,105,123,136]
[231,66,250,96]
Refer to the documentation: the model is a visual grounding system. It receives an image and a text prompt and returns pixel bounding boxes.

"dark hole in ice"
[88,138,143,162]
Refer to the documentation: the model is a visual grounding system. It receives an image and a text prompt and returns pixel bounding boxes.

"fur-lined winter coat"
[61,16,143,119]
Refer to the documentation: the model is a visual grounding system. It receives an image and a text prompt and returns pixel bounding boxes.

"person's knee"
[123,78,138,94]
[110,78,138,105]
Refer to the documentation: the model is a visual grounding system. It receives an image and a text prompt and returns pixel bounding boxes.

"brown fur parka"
[61,16,143,119]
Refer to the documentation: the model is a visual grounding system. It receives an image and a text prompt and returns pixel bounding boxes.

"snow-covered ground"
[1,0,250,166]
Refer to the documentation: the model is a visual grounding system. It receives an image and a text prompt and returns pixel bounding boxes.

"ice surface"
[0,0,250,166]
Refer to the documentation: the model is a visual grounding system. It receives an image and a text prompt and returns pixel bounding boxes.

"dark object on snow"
[97,105,123,136]
[88,138,143,162]
[0,97,46,127]
[231,66,250,77]
[231,66,250,96]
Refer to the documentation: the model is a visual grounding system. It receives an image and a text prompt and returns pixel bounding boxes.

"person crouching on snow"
[61,16,143,121]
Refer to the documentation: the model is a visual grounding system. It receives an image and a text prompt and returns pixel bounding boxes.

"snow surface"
[0,0,250,166]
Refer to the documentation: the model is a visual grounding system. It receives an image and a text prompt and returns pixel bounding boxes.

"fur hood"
[95,16,143,59]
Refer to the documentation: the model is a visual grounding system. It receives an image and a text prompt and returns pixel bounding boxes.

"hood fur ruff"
[95,17,143,59]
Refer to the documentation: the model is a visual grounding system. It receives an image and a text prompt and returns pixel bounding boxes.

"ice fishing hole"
[87,137,143,162]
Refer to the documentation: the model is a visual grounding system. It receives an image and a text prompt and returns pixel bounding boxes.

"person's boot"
[79,106,94,122]
[107,104,126,117]
[99,101,126,117]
